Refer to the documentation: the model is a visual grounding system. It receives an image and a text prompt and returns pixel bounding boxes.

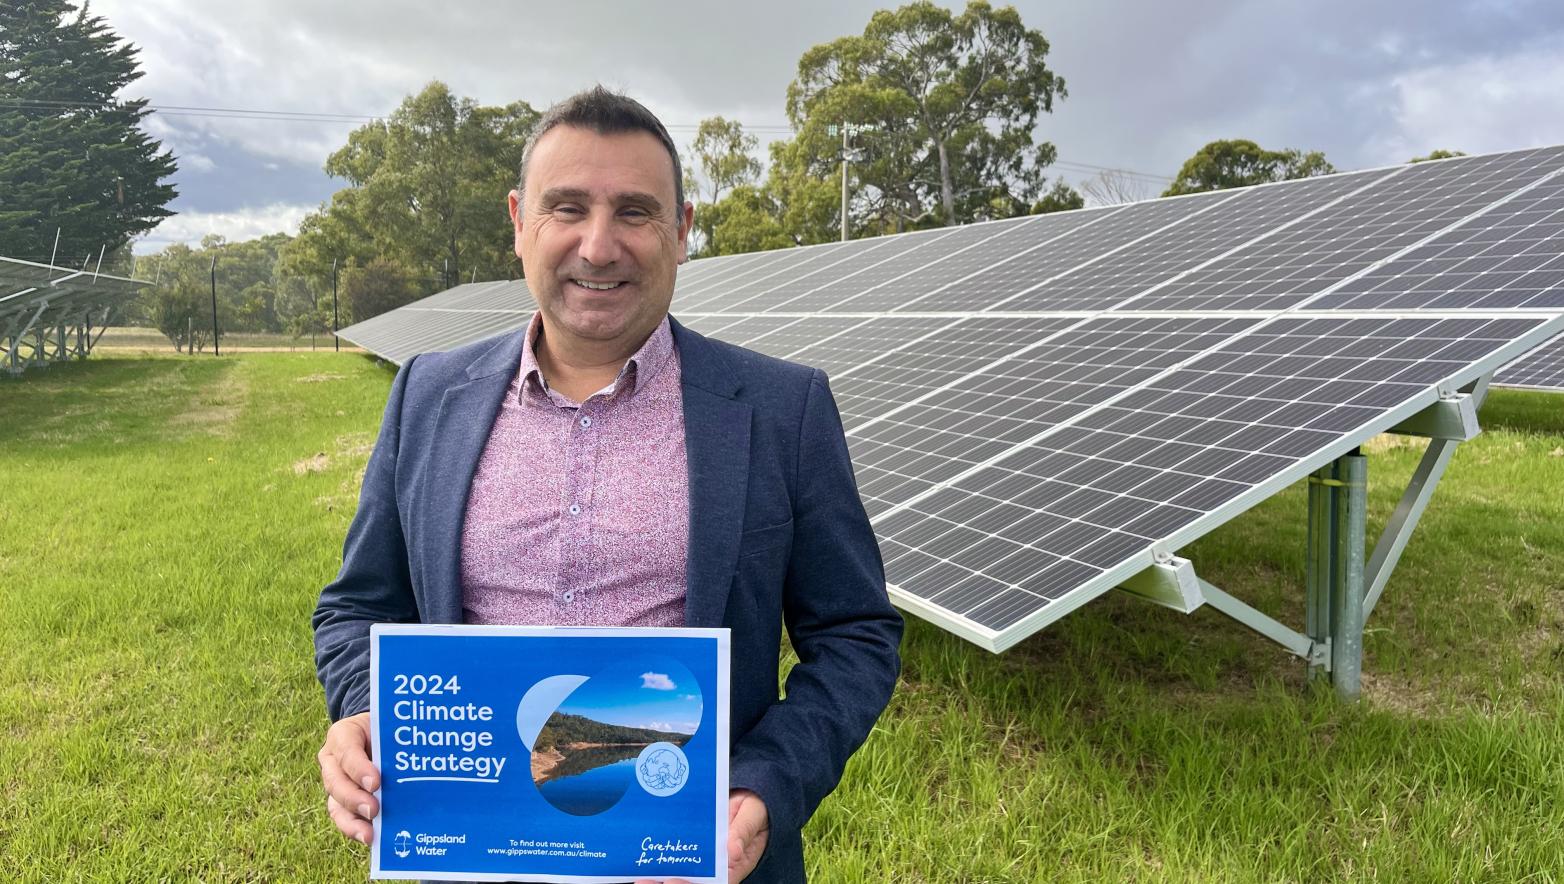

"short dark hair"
[517,86,685,220]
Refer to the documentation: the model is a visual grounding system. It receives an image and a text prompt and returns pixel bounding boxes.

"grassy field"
[1,353,1561,882]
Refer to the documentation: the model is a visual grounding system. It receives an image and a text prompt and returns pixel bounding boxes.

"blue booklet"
[369,624,731,882]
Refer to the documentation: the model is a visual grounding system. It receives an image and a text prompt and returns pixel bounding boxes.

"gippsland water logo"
[393,830,412,858]
[636,742,689,797]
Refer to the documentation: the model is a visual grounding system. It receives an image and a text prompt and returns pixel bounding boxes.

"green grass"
[2,355,1561,881]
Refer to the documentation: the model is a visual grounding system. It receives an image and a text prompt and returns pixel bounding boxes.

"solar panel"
[339,143,1564,657]
[335,280,532,365]
[1496,331,1564,390]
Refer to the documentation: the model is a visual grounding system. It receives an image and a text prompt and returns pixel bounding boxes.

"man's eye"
[553,205,584,217]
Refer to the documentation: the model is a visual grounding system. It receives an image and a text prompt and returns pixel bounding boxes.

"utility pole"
[840,124,850,242]
[829,123,873,242]
[209,253,220,357]
[332,258,340,352]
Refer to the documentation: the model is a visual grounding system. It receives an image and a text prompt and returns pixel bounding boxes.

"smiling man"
[313,87,903,884]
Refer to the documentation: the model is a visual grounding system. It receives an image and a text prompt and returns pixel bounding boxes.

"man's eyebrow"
[538,187,592,205]
[615,191,666,213]
[537,187,667,213]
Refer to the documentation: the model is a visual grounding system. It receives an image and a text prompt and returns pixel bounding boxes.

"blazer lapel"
[416,332,526,624]
[673,318,751,628]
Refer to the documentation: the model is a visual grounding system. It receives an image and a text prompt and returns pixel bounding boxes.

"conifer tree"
[0,0,177,264]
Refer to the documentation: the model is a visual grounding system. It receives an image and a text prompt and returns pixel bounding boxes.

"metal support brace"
[1198,578,1322,664]
[1116,554,1204,613]
[1364,392,1480,618]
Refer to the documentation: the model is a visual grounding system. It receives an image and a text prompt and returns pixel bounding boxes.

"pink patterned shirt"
[459,313,689,626]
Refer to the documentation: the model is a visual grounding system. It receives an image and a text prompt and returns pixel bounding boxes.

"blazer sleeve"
[312,356,423,721]
[728,369,904,838]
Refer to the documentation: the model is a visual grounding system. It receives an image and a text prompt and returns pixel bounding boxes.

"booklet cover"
[369,624,730,882]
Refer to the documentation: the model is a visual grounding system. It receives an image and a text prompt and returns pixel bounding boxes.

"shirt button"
[561,590,575,604]
[579,416,592,428]
[568,503,581,516]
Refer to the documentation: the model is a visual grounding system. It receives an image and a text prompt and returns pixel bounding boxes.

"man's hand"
[638,789,769,884]
[317,712,380,845]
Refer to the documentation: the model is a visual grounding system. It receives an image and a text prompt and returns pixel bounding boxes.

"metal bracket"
[1388,393,1480,442]
[1115,554,1205,613]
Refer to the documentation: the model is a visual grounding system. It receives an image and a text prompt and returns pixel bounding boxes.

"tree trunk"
[937,139,956,226]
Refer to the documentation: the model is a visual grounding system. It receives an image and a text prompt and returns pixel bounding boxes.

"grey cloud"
[89,0,1564,245]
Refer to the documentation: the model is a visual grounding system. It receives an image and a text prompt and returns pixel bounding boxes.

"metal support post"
[1331,455,1368,701]
[1305,463,1332,683]
[1304,453,1368,699]
[332,259,340,352]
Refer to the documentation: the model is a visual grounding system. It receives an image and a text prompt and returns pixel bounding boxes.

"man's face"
[509,125,693,356]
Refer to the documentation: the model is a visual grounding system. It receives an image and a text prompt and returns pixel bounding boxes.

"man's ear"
[677,200,694,264]
[508,190,525,257]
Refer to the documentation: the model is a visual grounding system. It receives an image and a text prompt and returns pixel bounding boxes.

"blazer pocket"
[737,518,794,559]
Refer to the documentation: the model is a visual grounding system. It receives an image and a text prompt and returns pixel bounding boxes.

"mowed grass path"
[2,354,1562,881]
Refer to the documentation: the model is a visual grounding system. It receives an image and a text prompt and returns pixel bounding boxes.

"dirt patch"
[167,366,246,438]
[1359,670,1445,717]
[295,372,349,383]
[292,452,331,475]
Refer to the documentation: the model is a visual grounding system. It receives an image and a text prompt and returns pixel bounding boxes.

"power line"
[2,97,1173,182]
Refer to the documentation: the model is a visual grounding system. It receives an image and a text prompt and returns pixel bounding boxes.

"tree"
[1409,149,1466,163]
[342,257,419,324]
[787,1,1066,229]
[1030,179,1084,214]
[684,117,763,256]
[134,233,294,348]
[142,242,225,352]
[0,0,177,264]
[1163,139,1334,196]
[281,82,537,293]
[700,185,794,256]
[1080,168,1155,206]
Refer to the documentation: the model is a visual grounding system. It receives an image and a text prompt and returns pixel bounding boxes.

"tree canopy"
[784,0,1066,230]
[684,117,763,256]
[0,0,177,264]
[1163,139,1334,196]
[1409,149,1467,163]
[280,82,538,292]
[134,234,293,349]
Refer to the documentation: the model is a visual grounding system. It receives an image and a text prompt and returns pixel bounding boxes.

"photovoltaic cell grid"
[1496,332,1564,390]
[334,280,533,365]
[994,172,1378,314]
[337,145,1564,651]
[872,314,1555,640]
[842,315,1263,519]
[1117,147,1564,313]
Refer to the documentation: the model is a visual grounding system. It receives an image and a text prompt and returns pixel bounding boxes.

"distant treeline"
[536,713,693,752]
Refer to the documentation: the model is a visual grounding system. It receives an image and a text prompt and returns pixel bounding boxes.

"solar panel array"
[2,255,148,372]
[337,146,1564,651]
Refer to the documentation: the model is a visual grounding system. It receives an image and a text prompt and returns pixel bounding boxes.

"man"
[313,87,903,884]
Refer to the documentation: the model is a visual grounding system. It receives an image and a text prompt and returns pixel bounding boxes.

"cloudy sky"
[89,0,1564,254]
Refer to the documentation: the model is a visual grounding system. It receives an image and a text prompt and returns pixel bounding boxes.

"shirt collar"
[517,312,676,406]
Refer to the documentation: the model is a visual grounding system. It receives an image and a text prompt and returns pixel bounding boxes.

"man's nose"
[577,211,623,267]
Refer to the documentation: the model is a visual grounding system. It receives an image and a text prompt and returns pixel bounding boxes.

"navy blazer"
[313,316,903,883]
